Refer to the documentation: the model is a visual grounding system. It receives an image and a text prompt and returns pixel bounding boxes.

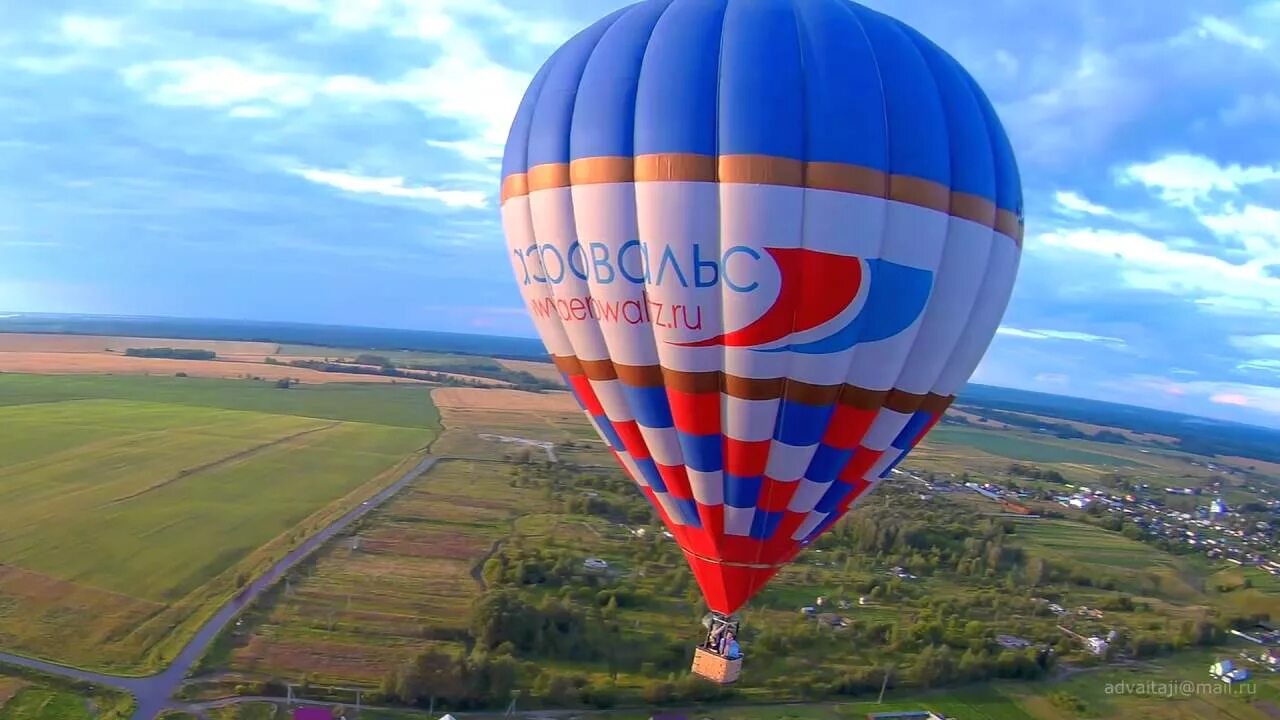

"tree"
[1023,557,1046,586]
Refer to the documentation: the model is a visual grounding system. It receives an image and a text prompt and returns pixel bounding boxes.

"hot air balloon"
[499,0,1023,684]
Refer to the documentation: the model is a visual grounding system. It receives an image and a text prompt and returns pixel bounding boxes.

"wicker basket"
[690,646,743,684]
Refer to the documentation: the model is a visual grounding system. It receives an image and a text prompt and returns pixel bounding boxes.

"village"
[894,468,1280,577]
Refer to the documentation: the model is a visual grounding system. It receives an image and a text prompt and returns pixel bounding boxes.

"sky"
[1,0,1279,427]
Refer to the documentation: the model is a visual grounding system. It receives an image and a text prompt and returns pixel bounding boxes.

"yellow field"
[0,333,278,355]
[432,387,579,412]
[496,358,565,384]
[0,351,430,384]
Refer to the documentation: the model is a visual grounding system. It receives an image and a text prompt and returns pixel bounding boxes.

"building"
[1210,659,1251,683]
[1086,637,1109,656]
[996,635,1031,649]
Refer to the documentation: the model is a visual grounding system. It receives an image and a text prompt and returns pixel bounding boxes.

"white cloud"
[1037,227,1280,312]
[1198,204,1280,261]
[1120,154,1280,208]
[290,167,488,209]
[58,15,124,48]
[1122,374,1280,419]
[996,327,1126,345]
[1229,334,1280,354]
[1054,191,1112,217]
[1001,49,1149,165]
[1195,16,1267,51]
[122,58,321,109]
[241,0,573,164]
[228,105,279,119]
[1239,359,1280,374]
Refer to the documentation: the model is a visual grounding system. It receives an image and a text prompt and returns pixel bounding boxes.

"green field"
[925,427,1140,467]
[275,344,487,368]
[1011,520,1173,571]
[0,374,437,672]
[0,374,440,430]
[0,666,133,720]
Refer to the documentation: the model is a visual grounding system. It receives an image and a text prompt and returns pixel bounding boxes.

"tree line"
[124,347,215,360]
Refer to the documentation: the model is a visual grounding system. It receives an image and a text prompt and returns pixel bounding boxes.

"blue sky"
[1,0,1279,427]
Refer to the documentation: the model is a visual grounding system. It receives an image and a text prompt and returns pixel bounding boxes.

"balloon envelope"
[500,0,1023,616]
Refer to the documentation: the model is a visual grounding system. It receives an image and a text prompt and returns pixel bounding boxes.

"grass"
[274,345,489,369]
[0,374,440,430]
[179,381,1280,719]
[924,427,1139,467]
[0,688,94,720]
[581,651,1280,719]
[0,667,134,720]
[432,405,613,464]
[207,703,281,720]
[0,375,437,673]
[1010,520,1173,571]
[219,460,540,685]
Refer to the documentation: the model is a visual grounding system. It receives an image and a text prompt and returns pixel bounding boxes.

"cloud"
[1037,226,1280,312]
[1120,154,1280,208]
[1000,49,1150,165]
[289,167,488,208]
[58,15,125,48]
[996,327,1126,344]
[1195,16,1267,51]
[1230,334,1280,354]
[1121,375,1280,418]
[240,0,574,165]
[1211,392,1253,407]
[1054,191,1113,217]
[1239,359,1280,375]
[122,58,322,110]
[1198,204,1280,260]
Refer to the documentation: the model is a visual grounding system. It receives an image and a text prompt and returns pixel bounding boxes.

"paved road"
[0,454,442,720]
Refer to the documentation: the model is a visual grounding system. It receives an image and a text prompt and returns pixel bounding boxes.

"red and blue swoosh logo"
[673,248,932,354]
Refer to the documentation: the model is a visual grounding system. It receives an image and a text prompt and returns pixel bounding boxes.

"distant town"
[900,468,1280,577]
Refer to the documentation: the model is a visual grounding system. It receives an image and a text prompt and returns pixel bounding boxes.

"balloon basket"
[691,646,742,685]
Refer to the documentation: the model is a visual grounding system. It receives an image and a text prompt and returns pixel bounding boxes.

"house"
[1210,659,1251,683]
[996,635,1031,649]
[817,613,848,628]
[1086,637,1109,656]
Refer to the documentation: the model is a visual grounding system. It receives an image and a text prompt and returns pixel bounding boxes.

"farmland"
[196,376,1279,717]
[1011,520,1176,571]
[2,331,1278,719]
[431,388,612,463]
[924,427,1141,467]
[0,665,134,720]
[216,459,539,683]
[0,373,438,673]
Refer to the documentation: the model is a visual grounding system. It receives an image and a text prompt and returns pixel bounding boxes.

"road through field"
[0,454,441,720]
